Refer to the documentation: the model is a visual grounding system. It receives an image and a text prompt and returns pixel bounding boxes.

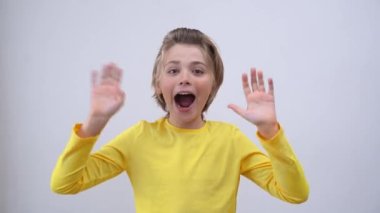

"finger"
[100,63,123,86]
[268,78,274,96]
[242,73,252,99]
[109,63,123,82]
[257,70,265,92]
[250,68,258,91]
[91,70,98,88]
[115,65,123,83]
[227,104,246,118]
[101,66,119,86]
[102,63,120,82]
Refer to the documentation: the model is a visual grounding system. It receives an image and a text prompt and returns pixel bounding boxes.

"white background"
[1,0,379,212]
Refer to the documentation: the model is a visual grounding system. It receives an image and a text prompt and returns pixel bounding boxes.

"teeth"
[177,92,193,95]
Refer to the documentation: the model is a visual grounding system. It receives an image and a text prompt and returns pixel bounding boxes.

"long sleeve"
[51,119,308,212]
[50,124,124,194]
[239,125,309,204]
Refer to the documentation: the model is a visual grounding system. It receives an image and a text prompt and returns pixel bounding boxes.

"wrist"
[79,114,110,138]
[257,122,279,139]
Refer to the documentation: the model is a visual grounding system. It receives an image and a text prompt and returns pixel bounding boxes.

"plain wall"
[1,0,379,212]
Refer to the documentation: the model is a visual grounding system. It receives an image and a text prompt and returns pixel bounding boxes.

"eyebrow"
[164,60,208,67]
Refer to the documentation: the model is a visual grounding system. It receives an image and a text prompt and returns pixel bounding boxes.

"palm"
[243,87,276,126]
[90,64,125,118]
[228,68,277,127]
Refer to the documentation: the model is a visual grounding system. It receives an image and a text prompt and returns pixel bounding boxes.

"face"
[155,44,214,129]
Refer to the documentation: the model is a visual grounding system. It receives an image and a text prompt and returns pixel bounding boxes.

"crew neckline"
[163,117,208,134]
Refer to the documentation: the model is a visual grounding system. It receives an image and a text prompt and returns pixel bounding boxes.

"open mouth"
[174,92,195,108]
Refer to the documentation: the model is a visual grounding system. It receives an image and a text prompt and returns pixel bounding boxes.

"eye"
[167,68,179,75]
[192,69,204,75]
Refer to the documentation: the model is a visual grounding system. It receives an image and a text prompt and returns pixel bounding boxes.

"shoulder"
[206,120,256,143]
[111,118,165,146]
[206,120,241,135]
[121,117,166,136]
[205,120,256,156]
[206,120,238,129]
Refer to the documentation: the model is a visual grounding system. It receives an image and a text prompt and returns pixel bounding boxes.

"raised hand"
[228,68,279,138]
[89,63,125,118]
[79,63,125,137]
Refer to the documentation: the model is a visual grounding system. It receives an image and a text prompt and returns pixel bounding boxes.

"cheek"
[159,81,170,93]
[199,81,214,100]
[155,77,168,95]
[204,78,214,93]
[158,83,173,101]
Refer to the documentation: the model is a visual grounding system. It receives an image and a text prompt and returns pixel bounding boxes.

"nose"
[179,70,191,85]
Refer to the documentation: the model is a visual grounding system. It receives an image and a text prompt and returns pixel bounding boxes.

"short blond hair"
[152,28,224,113]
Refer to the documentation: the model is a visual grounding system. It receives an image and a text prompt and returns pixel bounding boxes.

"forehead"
[163,44,209,66]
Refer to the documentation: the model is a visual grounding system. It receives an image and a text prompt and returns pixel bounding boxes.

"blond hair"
[152,28,224,113]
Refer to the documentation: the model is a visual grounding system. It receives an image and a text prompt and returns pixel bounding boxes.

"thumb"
[227,104,246,118]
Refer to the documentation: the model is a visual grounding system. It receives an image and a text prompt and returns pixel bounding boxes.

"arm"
[50,124,125,194]
[229,68,309,203]
[239,125,309,204]
[51,63,126,194]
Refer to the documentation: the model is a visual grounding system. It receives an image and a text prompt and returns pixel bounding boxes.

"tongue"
[177,95,194,107]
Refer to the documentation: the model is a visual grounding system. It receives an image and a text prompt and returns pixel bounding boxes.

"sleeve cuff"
[256,123,283,143]
[72,123,100,142]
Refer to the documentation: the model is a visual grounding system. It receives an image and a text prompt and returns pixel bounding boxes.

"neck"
[167,114,205,129]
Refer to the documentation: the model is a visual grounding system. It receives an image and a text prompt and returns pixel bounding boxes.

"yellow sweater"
[51,118,308,212]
